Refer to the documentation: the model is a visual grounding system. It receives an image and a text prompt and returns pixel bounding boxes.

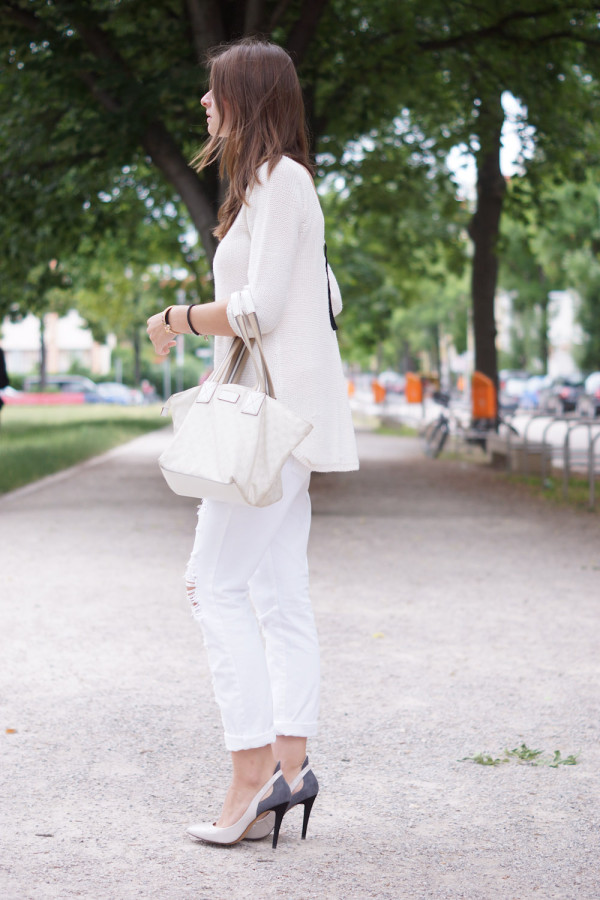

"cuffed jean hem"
[224,728,278,752]
[275,722,319,738]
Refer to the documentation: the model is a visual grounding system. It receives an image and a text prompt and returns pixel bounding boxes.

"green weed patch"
[461,742,579,768]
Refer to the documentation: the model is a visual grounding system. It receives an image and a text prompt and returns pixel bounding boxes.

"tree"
[531,173,600,370]
[3,0,600,397]
[314,2,600,392]
[321,124,468,368]
[498,208,553,372]
[497,169,600,373]
[0,0,335,317]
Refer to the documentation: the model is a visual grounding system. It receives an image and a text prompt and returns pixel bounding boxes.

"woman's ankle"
[230,746,276,791]
[273,735,307,784]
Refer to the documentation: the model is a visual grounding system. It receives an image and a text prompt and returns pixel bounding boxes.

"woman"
[147,38,358,848]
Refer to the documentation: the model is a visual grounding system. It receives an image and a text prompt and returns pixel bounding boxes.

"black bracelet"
[164,305,174,325]
[187,304,201,335]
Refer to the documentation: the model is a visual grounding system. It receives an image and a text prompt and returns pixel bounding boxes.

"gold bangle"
[162,307,178,336]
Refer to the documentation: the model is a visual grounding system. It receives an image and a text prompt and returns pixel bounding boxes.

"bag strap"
[324,242,338,332]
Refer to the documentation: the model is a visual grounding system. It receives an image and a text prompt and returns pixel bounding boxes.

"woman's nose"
[201,91,211,108]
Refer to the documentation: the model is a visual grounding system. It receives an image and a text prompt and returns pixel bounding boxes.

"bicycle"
[423,392,518,459]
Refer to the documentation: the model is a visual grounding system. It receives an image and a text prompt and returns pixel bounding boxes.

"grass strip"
[508,472,598,514]
[0,405,167,494]
[376,423,418,438]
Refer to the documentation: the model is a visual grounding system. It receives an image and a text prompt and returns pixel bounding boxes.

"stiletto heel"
[187,764,291,847]
[287,756,319,840]
[271,801,289,849]
[300,793,316,839]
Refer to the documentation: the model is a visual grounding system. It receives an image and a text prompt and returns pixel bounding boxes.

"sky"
[447,92,535,199]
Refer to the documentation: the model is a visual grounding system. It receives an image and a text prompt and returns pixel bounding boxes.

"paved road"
[1,429,599,899]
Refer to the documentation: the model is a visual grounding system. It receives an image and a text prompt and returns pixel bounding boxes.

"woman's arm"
[146,300,235,356]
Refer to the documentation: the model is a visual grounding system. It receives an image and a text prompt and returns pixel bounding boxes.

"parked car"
[538,376,585,414]
[519,375,550,410]
[23,374,99,398]
[95,382,144,405]
[575,371,600,418]
[499,372,530,412]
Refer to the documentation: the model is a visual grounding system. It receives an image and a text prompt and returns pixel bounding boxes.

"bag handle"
[210,334,246,385]
[234,312,271,396]
[234,311,276,398]
[233,289,278,398]
[225,289,275,398]
[205,289,276,397]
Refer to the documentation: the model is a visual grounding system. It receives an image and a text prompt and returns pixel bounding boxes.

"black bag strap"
[323,243,338,332]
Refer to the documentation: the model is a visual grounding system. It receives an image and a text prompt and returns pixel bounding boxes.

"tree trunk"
[142,120,219,263]
[468,94,506,397]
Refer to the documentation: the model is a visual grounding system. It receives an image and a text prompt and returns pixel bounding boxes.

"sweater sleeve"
[226,160,306,336]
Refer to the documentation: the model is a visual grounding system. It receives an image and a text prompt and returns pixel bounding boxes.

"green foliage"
[461,753,507,767]
[501,171,600,372]
[504,743,544,762]
[322,128,469,367]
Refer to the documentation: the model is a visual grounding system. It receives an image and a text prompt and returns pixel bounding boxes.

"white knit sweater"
[212,155,359,472]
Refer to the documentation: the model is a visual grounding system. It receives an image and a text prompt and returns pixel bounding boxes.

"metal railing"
[501,413,600,509]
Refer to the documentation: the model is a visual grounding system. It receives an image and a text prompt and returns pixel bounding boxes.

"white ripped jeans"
[185,456,319,752]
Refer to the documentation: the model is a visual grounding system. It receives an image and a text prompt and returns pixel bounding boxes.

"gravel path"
[1,428,599,900]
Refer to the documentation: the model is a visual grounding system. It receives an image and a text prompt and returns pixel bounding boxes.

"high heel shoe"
[246,756,319,841]
[244,810,276,841]
[186,764,291,849]
[287,756,318,839]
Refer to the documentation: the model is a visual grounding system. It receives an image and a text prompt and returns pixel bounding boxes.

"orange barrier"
[347,379,355,398]
[372,380,386,404]
[471,371,497,419]
[405,372,423,404]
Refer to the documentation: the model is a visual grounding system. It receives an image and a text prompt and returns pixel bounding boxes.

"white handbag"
[158,291,313,507]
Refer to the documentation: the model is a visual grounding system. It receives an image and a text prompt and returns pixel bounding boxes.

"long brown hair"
[192,39,313,240]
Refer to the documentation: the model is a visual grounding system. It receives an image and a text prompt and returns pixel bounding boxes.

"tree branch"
[142,119,218,260]
[416,4,600,51]
[76,70,121,114]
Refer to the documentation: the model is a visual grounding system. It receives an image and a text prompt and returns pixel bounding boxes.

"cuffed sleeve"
[226,290,244,337]
[235,160,307,335]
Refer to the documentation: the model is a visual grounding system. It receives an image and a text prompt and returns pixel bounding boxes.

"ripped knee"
[186,579,201,618]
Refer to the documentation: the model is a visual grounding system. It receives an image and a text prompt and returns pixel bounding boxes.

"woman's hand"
[146,312,176,356]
